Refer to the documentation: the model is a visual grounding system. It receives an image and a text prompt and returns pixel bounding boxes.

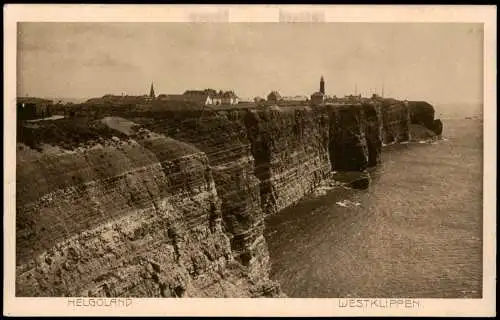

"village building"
[158,93,212,106]
[86,84,240,109]
[86,94,149,105]
[310,92,325,105]
[212,91,223,105]
[343,94,362,103]
[310,76,327,105]
[17,97,54,120]
[267,91,282,104]
[324,95,336,103]
[221,91,239,105]
[158,88,239,106]
[182,90,214,105]
[157,94,181,101]
[281,95,309,105]
[145,82,156,101]
[150,83,156,98]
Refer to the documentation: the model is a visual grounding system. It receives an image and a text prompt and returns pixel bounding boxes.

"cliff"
[378,99,411,145]
[243,106,330,215]
[16,120,280,297]
[15,99,442,297]
[408,100,444,138]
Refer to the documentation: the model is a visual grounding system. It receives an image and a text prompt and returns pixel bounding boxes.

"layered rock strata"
[379,99,411,145]
[328,104,370,171]
[363,103,383,167]
[16,124,279,297]
[16,99,442,297]
[243,106,330,215]
[127,111,276,288]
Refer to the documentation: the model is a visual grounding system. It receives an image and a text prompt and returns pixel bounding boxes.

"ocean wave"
[336,199,361,208]
[311,178,348,197]
[313,186,335,197]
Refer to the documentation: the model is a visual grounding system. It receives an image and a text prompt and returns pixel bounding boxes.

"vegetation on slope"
[17,118,129,151]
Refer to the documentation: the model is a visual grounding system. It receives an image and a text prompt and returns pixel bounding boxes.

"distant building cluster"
[83,76,368,109]
[158,88,239,106]
[17,76,389,120]
[262,75,366,107]
[82,83,241,107]
[82,76,375,106]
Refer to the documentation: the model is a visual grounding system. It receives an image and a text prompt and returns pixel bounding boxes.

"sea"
[264,110,484,298]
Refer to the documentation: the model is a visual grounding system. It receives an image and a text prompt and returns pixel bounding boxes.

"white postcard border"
[3,4,496,317]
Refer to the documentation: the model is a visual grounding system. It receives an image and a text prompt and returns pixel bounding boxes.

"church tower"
[149,82,156,98]
[320,76,325,95]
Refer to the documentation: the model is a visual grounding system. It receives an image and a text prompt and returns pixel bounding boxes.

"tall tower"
[320,76,325,95]
[149,82,156,98]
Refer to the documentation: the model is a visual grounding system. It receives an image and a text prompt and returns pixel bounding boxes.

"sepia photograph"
[4,4,496,317]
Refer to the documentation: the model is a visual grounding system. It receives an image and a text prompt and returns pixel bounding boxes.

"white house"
[221,91,239,105]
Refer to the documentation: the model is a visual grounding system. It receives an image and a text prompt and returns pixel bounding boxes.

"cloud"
[16,22,483,104]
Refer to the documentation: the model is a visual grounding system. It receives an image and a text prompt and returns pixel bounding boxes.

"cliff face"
[325,102,384,172]
[328,105,371,171]
[126,111,279,293]
[408,101,435,129]
[243,107,330,215]
[378,99,411,145]
[16,99,441,297]
[408,101,443,137]
[363,103,383,167]
[16,123,278,297]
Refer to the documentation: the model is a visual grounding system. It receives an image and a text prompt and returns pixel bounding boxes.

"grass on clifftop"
[17,118,129,151]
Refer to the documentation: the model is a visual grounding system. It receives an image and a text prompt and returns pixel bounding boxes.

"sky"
[17,22,483,106]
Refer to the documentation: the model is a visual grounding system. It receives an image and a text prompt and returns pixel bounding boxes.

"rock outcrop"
[408,101,435,129]
[408,100,444,137]
[379,99,411,145]
[16,121,280,297]
[431,119,443,136]
[243,106,330,215]
[15,99,442,297]
[124,111,280,293]
[363,103,383,167]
